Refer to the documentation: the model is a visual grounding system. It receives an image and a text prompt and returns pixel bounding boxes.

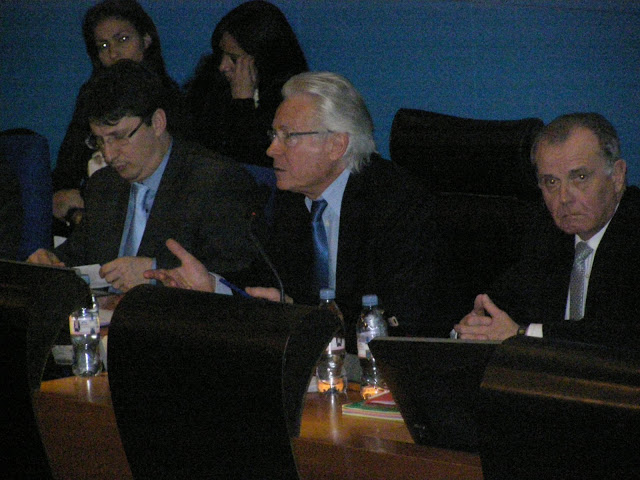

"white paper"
[74,264,110,289]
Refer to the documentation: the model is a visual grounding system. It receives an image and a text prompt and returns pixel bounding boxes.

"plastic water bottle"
[315,288,348,394]
[357,294,388,399]
[69,295,102,377]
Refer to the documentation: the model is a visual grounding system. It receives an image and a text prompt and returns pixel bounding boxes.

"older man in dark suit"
[28,61,257,292]
[147,72,440,344]
[454,112,640,347]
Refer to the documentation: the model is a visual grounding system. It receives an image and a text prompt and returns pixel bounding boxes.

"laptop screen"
[368,337,500,452]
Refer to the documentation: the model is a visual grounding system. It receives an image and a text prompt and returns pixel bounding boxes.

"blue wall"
[2,0,639,185]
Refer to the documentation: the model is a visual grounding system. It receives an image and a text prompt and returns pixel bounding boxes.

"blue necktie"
[311,199,329,293]
[123,183,150,257]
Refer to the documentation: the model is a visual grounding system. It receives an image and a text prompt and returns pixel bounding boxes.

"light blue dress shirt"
[117,143,172,262]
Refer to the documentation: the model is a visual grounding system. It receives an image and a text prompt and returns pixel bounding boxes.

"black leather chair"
[0,260,91,479]
[478,336,640,480]
[108,285,341,479]
[389,108,547,322]
[0,129,53,260]
[390,108,543,201]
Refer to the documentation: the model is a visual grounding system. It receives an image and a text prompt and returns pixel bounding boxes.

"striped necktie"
[122,182,150,257]
[568,241,593,320]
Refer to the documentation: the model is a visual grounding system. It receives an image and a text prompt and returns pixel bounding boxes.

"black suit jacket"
[254,156,440,350]
[55,138,258,275]
[489,185,640,348]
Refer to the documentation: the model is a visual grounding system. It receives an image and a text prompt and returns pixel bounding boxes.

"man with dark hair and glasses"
[28,60,257,292]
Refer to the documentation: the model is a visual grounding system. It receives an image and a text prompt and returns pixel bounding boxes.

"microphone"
[249,211,286,304]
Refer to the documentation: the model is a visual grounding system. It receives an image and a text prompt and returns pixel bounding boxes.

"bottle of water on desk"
[69,295,102,377]
[357,294,388,399]
[316,288,348,394]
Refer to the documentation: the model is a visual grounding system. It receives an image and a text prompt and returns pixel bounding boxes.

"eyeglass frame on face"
[85,114,150,151]
[267,128,333,147]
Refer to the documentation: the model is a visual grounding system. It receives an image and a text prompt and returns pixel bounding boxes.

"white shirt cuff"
[208,272,232,295]
[526,323,543,338]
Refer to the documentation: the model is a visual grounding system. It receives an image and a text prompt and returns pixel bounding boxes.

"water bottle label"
[326,337,346,354]
[69,311,100,336]
[357,332,374,359]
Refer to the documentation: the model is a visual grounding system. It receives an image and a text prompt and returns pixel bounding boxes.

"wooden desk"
[34,375,483,480]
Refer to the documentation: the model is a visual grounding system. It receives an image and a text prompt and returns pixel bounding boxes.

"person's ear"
[143,34,152,51]
[612,158,627,193]
[150,108,167,136]
[328,132,349,161]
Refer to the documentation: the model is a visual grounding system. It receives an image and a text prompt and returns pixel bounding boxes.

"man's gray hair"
[282,72,376,172]
[531,112,621,174]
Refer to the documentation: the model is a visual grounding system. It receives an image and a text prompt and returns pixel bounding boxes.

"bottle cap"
[362,294,378,307]
[319,288,336,300]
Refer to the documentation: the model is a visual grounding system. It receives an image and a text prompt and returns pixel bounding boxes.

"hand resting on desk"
[27,248,152,293]
[453,293,519,340]
[100,256,153,293]
[27,248,66,267]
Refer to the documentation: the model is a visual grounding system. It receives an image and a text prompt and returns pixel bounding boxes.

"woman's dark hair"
[82,0,183,133]
[82,0,168,79]
[210,1,308,96]
[182,1,307,160]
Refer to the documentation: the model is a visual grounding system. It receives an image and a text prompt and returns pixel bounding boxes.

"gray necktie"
[569,241,593,320]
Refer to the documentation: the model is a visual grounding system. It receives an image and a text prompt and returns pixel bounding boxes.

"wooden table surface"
[34,375,483,480]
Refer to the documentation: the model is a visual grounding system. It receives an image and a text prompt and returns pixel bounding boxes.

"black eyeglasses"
[267,129,332,147]
[85,116,147,151]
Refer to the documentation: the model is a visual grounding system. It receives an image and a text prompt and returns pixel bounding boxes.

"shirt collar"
[575,201,619,252]
[139,141,172,192]
[305,168,352,212]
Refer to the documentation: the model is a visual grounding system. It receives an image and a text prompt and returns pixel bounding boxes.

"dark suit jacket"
[55,138,258,276]
[489,185,640,348]
[253,156,440,350]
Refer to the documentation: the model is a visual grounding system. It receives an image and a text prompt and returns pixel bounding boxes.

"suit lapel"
[336,172,367,298]
[137,142,183,258]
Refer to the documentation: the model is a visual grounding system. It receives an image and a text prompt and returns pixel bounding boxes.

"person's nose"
[266,136,284,158]
[559,182,575,204]
[107,43,121,62]
[101,142,117,164]
[219,55,233,73]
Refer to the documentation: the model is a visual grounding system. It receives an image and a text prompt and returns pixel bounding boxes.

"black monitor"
[0,259,91,478]
[369,336,500,452]
[477,336,640,480]
[108,284,342,479]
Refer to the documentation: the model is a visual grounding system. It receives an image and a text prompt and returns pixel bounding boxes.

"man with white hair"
[147,72,440,346]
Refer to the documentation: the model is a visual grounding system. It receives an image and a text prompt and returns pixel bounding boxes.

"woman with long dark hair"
[183,1,307,167]
[52,0,181,235]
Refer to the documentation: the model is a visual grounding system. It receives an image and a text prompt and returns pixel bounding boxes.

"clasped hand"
[453,293,519,341]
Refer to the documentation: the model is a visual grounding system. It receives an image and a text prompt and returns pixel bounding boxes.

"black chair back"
[0,260,90,478]
[478,336,640,480]
[108,285,341,479]
[390,108,543,201]
[430,192,543,322]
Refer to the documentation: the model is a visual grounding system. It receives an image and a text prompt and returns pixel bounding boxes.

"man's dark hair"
[80,60,167,127]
